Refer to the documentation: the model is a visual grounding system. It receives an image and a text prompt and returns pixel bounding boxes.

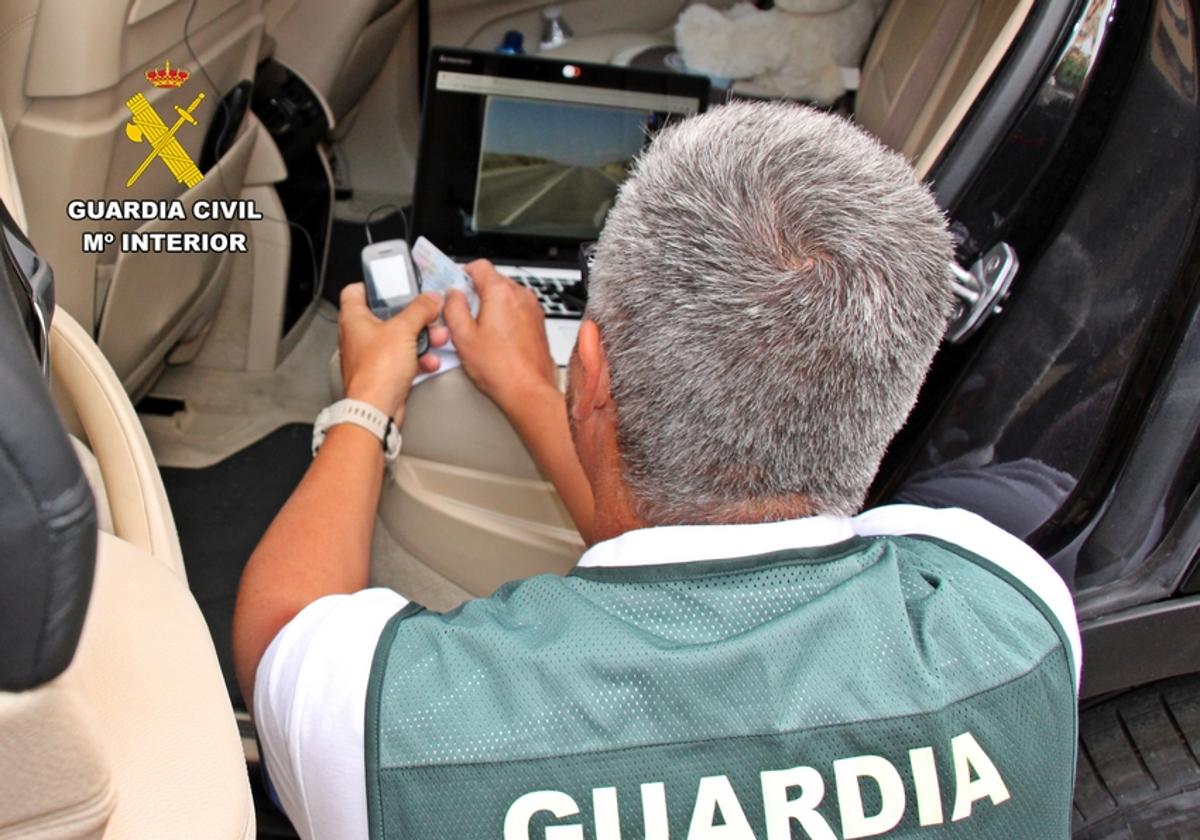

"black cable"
[181,0,323,304]
[417,0,431,109]
[363,203,425,299]
[363,203,409,246]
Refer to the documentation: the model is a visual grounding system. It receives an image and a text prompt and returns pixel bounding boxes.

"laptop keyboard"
[496,265,585,318]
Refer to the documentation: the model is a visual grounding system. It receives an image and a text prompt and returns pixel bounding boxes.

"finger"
[418,353,442,374]
[338,284,380,329]
[395,292,443,334]
[340,282,369,311]
[464,260,511,300]
[517,285,546,322]
[427,324,451,348]
[443,289,476,344]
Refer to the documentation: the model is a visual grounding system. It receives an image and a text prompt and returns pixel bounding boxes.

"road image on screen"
[473,96,652,239]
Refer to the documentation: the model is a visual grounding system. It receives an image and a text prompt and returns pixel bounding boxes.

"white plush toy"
[674,0,888,104]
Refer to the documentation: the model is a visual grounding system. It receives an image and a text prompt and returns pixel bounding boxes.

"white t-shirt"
[254,505,1080,840]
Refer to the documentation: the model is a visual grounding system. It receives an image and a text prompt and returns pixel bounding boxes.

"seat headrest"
[0,198,96,692]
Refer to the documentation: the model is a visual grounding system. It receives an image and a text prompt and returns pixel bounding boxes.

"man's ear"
[572,319,610,422]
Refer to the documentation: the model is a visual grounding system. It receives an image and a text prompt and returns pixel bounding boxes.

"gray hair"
[585,101,954,521]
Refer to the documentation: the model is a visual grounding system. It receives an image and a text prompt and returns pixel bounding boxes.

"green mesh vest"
[365,535,1077,839]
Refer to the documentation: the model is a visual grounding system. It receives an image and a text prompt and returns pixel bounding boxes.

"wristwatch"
[312,399,402,462]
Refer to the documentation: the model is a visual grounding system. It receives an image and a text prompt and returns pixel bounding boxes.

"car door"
[872,0,1200,699]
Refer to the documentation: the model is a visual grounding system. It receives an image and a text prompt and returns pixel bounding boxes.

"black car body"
[871,0,1200,832]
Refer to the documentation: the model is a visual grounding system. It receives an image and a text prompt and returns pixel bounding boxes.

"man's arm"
[444,261,596,543]
[496,381,595,543]
[232,285,445,710]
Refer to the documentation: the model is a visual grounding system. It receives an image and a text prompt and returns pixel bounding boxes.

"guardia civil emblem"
[124,60,205,189]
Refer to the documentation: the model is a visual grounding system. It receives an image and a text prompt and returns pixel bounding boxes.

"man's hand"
[339,283,449,420]
[443,260,559,413]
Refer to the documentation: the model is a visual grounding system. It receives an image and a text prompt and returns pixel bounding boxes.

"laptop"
[412,47,709,363]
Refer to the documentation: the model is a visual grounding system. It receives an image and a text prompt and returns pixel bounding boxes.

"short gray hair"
[585,101,954,521]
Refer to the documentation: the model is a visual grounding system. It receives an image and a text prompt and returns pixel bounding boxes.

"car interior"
[0,0,1065,835]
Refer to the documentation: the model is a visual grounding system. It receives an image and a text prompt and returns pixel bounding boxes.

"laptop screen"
[413,48,709,265]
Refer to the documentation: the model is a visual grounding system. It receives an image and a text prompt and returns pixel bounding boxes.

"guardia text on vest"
[504,731,1010,840]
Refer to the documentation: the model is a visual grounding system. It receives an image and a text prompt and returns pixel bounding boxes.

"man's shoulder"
[370,509,1078,747]
[378,505,1079,690]
[851,503,1046,560]
[851,504,1080,686]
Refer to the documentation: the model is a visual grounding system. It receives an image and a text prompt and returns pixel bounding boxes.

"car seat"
[264,0,412,128]
[0,0,265,399]
[547,0,1035,176]
[0,117,255,839]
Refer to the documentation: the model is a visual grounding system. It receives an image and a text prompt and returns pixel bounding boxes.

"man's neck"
[683,495,817,526]
[590,490,816,546]
[588,483,647,546]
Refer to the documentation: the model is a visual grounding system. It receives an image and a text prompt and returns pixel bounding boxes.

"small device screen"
[372,252,415,300]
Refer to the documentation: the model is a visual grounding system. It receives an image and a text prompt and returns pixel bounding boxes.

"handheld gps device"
[361,239,429,355]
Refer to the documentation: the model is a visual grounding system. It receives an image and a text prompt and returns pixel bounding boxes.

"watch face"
[383,418,402,461]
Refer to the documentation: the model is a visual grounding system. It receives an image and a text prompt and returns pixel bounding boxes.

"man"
[233,102,1080,839]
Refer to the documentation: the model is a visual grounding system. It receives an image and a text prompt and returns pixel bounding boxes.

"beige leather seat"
[0,117,255,839]
[0,0,264,399]
[264,0,411,127]
[549,0,1034,177]
[855,0,1035,174]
